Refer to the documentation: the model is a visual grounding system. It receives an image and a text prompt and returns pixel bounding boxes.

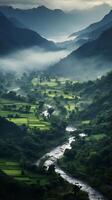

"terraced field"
[0,99,50,130]
[9,117,50,130]
[0,78,81,131]
[0,160,37,185]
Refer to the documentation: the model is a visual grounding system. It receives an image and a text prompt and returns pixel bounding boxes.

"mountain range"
[70,9,112,41]
[58,9,112,51]
[0,4,111,38]
[49,24,112,80]
[0,4,112,79]
[0,12,57,55]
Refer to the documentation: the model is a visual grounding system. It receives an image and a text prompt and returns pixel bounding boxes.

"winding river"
[36,136,106,200]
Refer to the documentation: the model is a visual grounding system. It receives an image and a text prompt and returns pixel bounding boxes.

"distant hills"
[75,26,112,58]
[0,12,57,55]
[49,25,112,80]
[70,9,112,42]
[0,4,111,38]
[0,4,112,77]
[59,9,112,51]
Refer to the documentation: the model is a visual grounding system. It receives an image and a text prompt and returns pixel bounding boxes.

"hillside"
[75,71,112,119]
[0,6,75,38]
[0,74,90,200]
[49,26,112,79]
[59,71,112,200]
[61,10,112,52]
[0,116,40,161]
[0,12,56,54]
[71,10,112,40]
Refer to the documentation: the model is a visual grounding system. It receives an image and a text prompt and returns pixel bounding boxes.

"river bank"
[36,135,106,200]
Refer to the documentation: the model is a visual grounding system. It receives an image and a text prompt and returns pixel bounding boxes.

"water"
[36,136,106,200]
[55,167,105,200]
[66,126,77,132]
[7,87,20,93]
[36,137,75,167]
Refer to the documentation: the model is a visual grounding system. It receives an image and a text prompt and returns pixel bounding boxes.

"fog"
[48,35,77,43]
[0,47,111,81]
[0,47,70,73]
[49,54,112,81]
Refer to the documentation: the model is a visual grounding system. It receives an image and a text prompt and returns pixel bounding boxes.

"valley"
[0,72,91,200]
[0,3,112,200]
[0,70,112,200]
[0,73,82,130]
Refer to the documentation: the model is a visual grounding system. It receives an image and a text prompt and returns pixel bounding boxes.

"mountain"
[0,4,111,38]
[59,9,112,51]
[49,26,112,80]
[70,10,112,43]
[0,12,57,54]
[78,71,112,119]
[9,17,26,29]
[75,26,112,58]
[0,6,75,38]
[56,35,88,51]
[0,113,43,162]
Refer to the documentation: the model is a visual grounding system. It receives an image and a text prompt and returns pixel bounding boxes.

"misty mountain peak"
[54,9,64,14]
[103,9,112,20]
[37,6,50,11]
[36,6,64,15]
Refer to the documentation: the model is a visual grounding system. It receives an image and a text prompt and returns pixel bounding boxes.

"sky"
[0,0,112,10]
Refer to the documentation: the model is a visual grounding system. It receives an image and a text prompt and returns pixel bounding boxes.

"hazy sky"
[0,0,112,10]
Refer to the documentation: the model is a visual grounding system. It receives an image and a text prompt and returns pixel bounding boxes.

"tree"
[38,101,44,112]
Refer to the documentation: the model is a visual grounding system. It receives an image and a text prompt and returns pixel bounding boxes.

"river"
[36,136,106,200]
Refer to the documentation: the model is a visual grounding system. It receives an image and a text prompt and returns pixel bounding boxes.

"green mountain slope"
[59,71,112,200]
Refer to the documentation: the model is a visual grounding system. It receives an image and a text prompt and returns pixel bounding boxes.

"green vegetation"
[85,134,106,141]
[0,73,82,130]
[8,117,50,130]
[32,78,58,87]
[0,167,89,200]
[0,116,67,163]
[0,72,89,200]
[0,99,50,130]
[59,71,112,200]
[0,115,89,200]
[0,71,112,200]
[81,120,90,125]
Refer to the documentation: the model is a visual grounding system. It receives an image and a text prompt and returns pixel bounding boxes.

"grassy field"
[42,89,76,100]
[3,169,21,176]
[0,98,50,130]
[0,159,53,186]
[0,78,81,130]
[81,120,90,125]
[0,98,29,105]
[32,78,58,87]
[7,117,50,130]
[65,104,75,111]
[0,160,36,184]
[0,160,21,176]
[31,77,78,88]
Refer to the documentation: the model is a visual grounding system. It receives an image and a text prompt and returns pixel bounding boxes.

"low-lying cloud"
[0,47,69,73]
